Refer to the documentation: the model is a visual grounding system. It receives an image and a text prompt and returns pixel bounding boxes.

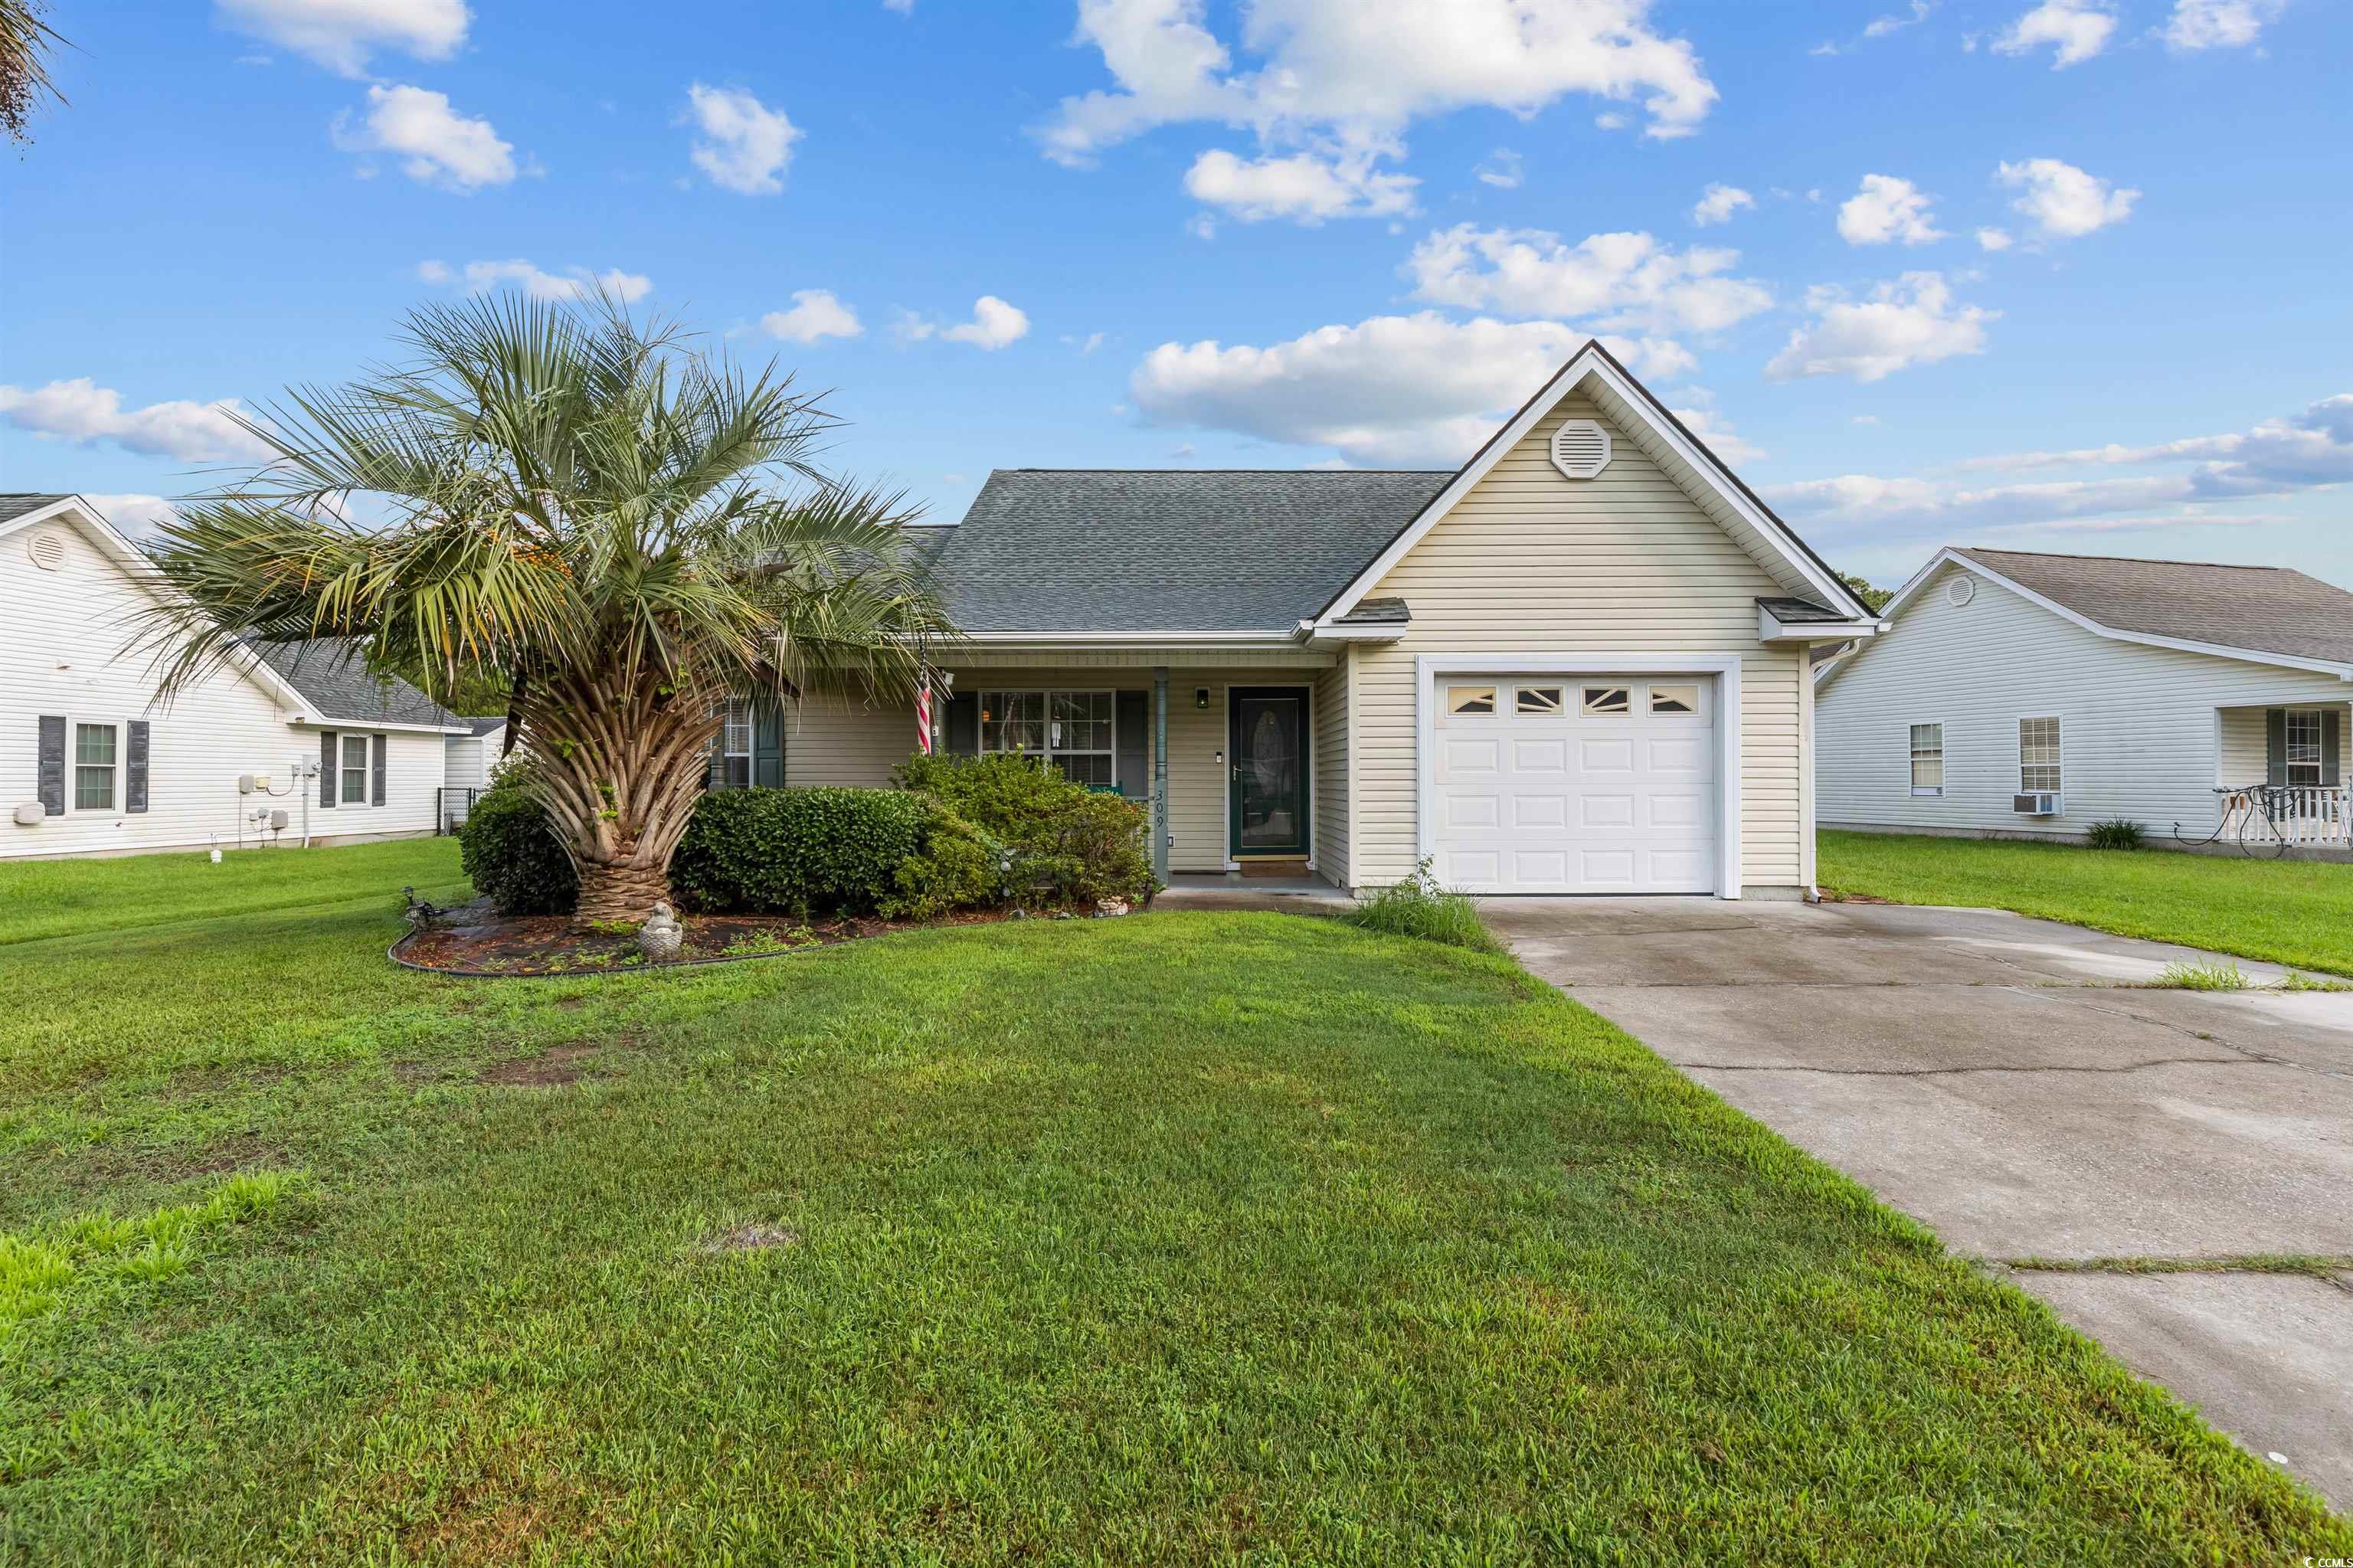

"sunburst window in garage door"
[1581,686,1630,715]
[1514,686,1563,715]
[1649,685,1697,715]
[1445,685,1496,716]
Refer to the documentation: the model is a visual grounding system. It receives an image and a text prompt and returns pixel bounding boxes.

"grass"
[1340,858,1503,954]
[1821,830,2353,977]
[2152,961,2251,991]
[1,841,2345,1562]
[2001,1253,2353,1280]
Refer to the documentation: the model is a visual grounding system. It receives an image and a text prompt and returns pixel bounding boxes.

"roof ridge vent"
[1549,419,1611,480]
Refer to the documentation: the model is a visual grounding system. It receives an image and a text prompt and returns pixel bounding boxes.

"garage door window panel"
[1581,686,1630,715]
[1514,686,1564,717]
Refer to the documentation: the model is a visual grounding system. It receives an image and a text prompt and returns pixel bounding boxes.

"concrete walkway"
[1481,895,2353,1511]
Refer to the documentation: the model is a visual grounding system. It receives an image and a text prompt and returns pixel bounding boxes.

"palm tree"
[139,294,957,920]
[2,0,66,147]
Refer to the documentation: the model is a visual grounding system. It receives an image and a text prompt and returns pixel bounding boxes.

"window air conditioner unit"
[2013,791,2062,817]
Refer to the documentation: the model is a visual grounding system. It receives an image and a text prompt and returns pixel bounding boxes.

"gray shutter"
[126,721,150,813]
[1114,691,1147,799]
[2325,710,2343,789]
[320,732,337,807]
[37,715,66,816]
[945,692,979,756]
[2266,709,2288,788]
[753,698,784,787]
[371,734,387,806]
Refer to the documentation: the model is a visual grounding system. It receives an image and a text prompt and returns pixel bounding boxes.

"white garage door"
[1432,676,1718,895]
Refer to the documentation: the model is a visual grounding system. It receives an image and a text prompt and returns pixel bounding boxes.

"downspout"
[1153,667,1170,886]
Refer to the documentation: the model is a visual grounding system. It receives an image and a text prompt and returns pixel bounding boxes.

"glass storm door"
[1229,687,1309,856]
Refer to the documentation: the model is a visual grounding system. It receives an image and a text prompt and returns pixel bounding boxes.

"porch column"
[1152,667,1170,884]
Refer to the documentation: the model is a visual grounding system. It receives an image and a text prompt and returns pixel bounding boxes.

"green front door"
[1229,687,1310,856]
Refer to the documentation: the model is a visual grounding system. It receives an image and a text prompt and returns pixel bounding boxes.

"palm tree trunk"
[526,666,722,924]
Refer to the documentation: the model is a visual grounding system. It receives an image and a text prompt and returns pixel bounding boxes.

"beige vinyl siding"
[1818,559,2353,836]
[1350,398,1809,891]
[780,663,1332,875]
[1313,655,1350,885]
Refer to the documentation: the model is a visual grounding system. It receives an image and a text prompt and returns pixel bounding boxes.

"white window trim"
[2016,714,2063,797]
[719,696,753,789]
[1415,654,1743,900]
[2284,708,2326,789]
[340,733,372,808]
[977,687,1118,786]
[69,715,122,815]
[1908,719,1946,798]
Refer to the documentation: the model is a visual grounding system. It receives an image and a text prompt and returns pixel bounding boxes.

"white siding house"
[2,495,467,859]
[1818,548,2353,850]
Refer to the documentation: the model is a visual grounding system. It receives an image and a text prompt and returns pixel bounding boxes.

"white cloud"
[1769,394,2353,541]
[1991,1,2117,67]
[902,296,1030,350]
[2162,0,2285,50]
[332,84,516,189]
[1764,272,1995,382]
[1996,156,2139,238]
[1671,403,1767,463]
[1975,226,2014,251]
[1063,331,1108,354]
[0,378,277,463]
[1836,174,1946,245]
[1690,183,1754,227]
[1864,1,1934,38]
[1474,149,1523,189]
[1036,0,1716,216]
[1851,414,1881,425]
[684,84,800,196]
[84,494,180,537]
[1183,146,1416,223]
[759,289,862,345]
[1406,224,1773,336]
[1128,312,1691,466]
[425,259,651,303]
[214,0,467,76]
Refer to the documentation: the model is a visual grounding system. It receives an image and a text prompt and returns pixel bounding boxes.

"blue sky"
[5,0,2348,591]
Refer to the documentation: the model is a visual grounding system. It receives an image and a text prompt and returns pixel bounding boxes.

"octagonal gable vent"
[1946,574,1976,607]
[26,529,65,571]
[1549,419,1611,480]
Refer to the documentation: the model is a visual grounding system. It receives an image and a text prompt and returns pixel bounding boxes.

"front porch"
[2214,702,2350,849]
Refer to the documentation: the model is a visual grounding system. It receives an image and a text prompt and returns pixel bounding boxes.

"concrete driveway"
[1482,895,2353,1511]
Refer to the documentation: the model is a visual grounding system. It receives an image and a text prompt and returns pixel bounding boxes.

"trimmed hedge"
[458,787,577,915]
[895,754,1156,909]
[670,787,931,917]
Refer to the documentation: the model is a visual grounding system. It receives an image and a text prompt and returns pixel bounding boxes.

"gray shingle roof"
[0,493,72,526]
[931,470,1451,633]
[250,639,462,728]
[1955,547,2353,669]
[1336,596,1411,626]
[1756,595,1847,624]
[462,715,509,738]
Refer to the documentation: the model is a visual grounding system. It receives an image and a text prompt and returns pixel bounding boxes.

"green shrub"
[459,787,578,915]
[895,754,1157,909]
[2086,818,2146,851]
[1342,858,1500,954]
[670,787,932,916]
[878,809,1008,921]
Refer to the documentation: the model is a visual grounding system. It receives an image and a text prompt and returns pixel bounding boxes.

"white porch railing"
[2218,784,2351,848]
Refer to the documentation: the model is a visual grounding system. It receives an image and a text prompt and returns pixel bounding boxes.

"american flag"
[915,673,934,755]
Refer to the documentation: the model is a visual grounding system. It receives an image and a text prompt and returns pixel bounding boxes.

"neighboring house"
[2,494,468,859]
[441,716,509,827]
[1816,546,2353,851]
[718,342,1878,898]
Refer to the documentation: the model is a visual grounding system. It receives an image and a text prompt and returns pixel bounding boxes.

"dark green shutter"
[945,692,979,755]
[126,721,150,813]
[371,734,387,806]
[2266,709,2288,787]
[320,732,337,807]
[753,698,784,787]
[1114,691,1147,798]
[2325,710,2343,788]
[36,715,65,816]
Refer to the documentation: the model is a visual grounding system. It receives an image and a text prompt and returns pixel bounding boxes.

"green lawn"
[1820,829,2353,976]
[2,843,2342,1563]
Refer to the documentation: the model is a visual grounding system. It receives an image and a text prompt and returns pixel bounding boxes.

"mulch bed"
[392,901,1028,978]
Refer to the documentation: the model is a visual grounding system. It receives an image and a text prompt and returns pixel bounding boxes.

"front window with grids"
[982,689,1115,786]
[2018,717,2062,794]
[2286,710,2325,787]
[717,697,752,788]
[1910,722,1943,796]
[341,735,370,804]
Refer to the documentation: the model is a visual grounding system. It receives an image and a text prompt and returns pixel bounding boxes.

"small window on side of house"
[1910,722,1944,795]
[1581,686,1630,715]
[341,734,370,804]
[1650,685,1698,715]
[2019,717,2062,794]
[74,722,118,810]
[1446,685,1496,716]
[1514,686,1563,716]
